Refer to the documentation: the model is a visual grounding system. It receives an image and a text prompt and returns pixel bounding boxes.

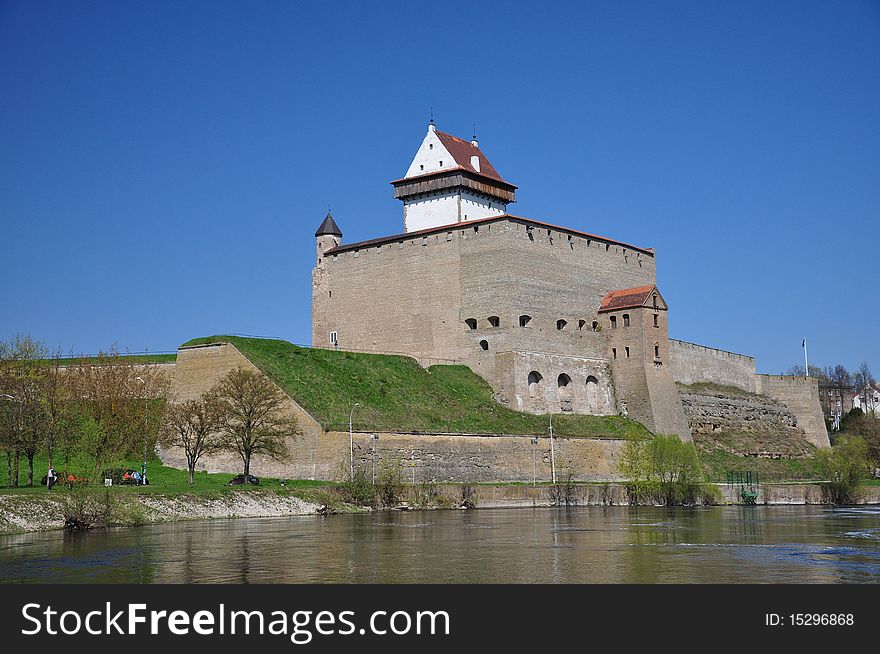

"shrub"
[621,434,705,505]
[414,481,452,509]
[458,483,476,509]
[376,462,404,508]
[61,488,148,530]
[336,468,375,507]
[817,435,870,505]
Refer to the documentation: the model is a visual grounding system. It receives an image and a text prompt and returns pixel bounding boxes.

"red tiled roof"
[434,130,506,183]
[598,285,657,313]
[323,214,655,256]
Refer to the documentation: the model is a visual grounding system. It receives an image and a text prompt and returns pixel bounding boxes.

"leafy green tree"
[0,335,49,486]
[66,346,168,476]
[621,434,703,504]
[816,435,870,504]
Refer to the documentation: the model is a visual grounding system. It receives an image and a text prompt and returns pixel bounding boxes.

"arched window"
[652,294,658,309]
[465,318,477,330]
[592,321,599,331]
[623,314,630,327]
[586,376,599,412]
[528,371,543,398]
[479,340,489,351]
[488,316,500,328]
[519,314,531,327]
[654,343,660,358]
[610,316,617,329]
[578,319,586,330]
[556,319,567,331]
[557,374,573,409]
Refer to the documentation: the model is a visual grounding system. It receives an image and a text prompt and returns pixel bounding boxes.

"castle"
[312,121,830,449]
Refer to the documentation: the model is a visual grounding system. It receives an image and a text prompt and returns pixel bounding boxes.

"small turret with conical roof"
[315,210,342,262]
[315,211,342,238]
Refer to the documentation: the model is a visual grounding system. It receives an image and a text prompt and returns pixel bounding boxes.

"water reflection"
[1,506,879,584]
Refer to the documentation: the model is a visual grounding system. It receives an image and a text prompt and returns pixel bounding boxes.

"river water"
[1,505,879,583]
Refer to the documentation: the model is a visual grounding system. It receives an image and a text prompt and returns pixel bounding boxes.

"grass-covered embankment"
[182,335,649,439]
[0,454,331,535]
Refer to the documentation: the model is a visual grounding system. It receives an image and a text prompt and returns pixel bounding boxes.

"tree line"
[785,361,875,416]
[0,334,297,487]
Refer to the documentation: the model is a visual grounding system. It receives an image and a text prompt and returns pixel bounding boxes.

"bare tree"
[161,394,223,485]
[212,368,296,476]
[42,348,77,470]
[0,335,49,486]
[66,346,169,477]
[853,362,875,415]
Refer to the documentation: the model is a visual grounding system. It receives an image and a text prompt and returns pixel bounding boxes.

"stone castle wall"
[161,342,626,482]
[755,375,831,449]
[669,339,757,392]
[313,217,656,417]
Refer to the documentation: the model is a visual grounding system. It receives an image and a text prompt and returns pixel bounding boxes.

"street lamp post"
[349,403,360,480]
[136,377,148,485]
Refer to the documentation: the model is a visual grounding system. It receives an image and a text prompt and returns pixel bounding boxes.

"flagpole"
[803,337,809,377]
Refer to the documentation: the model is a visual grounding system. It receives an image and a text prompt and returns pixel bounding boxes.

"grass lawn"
[0,452,326,495]
[181,335,650,439]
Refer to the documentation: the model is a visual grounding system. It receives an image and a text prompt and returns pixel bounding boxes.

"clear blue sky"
[1,0,878,375]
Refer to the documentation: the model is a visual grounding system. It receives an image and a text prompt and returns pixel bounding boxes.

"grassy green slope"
[182,335,649,439]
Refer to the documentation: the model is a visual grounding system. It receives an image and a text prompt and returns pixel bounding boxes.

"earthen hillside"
[181,335,651,439]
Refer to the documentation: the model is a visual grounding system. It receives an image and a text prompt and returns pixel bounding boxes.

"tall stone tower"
[312,211,342,349]
[391,121,518,232]
[599,285,692,440]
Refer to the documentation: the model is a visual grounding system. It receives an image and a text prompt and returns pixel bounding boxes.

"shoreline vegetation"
[3,334,879,536]
[2,460,879,535]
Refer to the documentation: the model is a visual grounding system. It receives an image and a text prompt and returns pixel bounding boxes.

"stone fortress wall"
[161,342,624,482]
[669,339,757,392]
[156,339,829,483]
[314,216,658,424]
[668,340,830,448]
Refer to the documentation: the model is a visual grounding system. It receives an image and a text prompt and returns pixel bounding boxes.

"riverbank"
[3,481,880,535]
[0,489,321,535]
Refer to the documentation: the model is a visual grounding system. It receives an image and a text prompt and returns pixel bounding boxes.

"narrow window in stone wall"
[610,316,617,329]
[653,294,658,309]
[612,348,617,359]
[479,340,489,351]
[556,319,567,330]
[653,314,659,327]
[465,318,477,330]
[578,319,586,330]
[654,344,660,358]
[592,321,599,331]
[519,315,531,327]
[625,347,630,358]
[488,316,500,328]
[623,314,630,327]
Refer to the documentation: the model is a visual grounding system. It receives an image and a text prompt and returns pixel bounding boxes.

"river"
[1,505,879,583]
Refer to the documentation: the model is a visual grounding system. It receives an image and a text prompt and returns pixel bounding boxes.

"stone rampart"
[669,339,756,392]
[755,375,831,449]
